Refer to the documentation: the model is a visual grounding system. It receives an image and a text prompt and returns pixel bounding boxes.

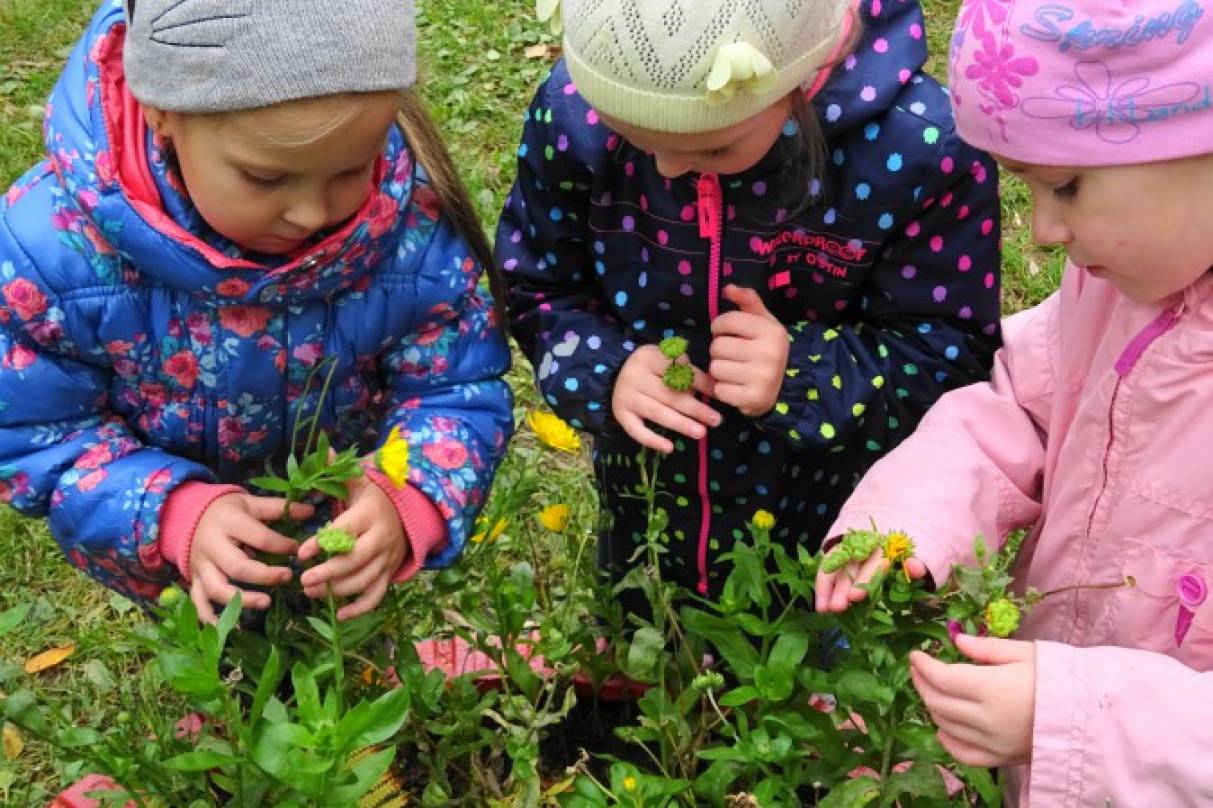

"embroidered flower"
[218,306,273,338]
[964,32,1039,110]
[957,0,1009,39]
[705,42,779,107]
[162,350,200,388]
[423,438,469,470]
[1020,61,1202,144]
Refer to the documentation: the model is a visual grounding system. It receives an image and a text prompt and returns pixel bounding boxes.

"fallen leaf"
[1028,257,1041,276]
[24,644,75,674]
[524,44,561,59]
[2,723,22,760]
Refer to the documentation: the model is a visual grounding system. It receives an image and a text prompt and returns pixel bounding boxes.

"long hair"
[396,89,507,326]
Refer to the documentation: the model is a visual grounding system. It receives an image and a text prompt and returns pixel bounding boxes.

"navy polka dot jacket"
[496,0,1002,599]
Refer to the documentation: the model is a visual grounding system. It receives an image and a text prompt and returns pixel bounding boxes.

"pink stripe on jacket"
[830,264,1213,806]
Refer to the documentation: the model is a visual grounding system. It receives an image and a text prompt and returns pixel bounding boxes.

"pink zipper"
[1085,304,1182,538]
[695,173,723,595]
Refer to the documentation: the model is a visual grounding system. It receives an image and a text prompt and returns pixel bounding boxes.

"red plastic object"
[48,774,135,808]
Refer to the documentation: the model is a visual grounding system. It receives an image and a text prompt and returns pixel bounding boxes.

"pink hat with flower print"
[948,0,1213,165]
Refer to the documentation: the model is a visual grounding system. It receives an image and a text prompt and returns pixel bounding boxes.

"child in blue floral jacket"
[497,0,1001,604]
[0,0,512,621]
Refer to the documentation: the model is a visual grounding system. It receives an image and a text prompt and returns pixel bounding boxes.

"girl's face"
[146,92,401,255]
[998,153,1213,303]
[599,96,794,179]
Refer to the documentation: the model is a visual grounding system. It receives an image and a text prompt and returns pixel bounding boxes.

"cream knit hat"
[556,0,851,133]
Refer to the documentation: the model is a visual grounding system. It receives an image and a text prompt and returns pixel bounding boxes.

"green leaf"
[892,724,946,759]
[2,690,49,735]
[754,664,794,702]
[958,764,1001,806]
[311,478,350,500]
[327,745,395,803]
[57,727,102,748]
[882,761,948,800]
[767,631,809,676]
[249,476,293,494]
[251,721,315,778]
[0,603,32,638]
[163,749,239,772]
[625,627,665,681]
[680,608,758,678]
[251,646,283,723]
[818,776,880,808]
[718,685,761,708]
[291,664,323,725]
[338,686,411,749]
[305,616,334,642]
[834,670,895,712]
[215,593,241,655]
[286,453,301,479]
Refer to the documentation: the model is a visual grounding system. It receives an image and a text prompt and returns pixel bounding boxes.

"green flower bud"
[658,336,689,360]
[821,547,851,574]
[663,362,695,392]
[157,586,183,607]
[692,670,726,691]
[985,598,1021,638]
[316,525,357,555]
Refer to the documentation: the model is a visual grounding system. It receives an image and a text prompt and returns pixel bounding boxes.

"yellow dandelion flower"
[471,517,508,544]
[527,410,581,453]
[752,510,775,531]
[376,425,410,488]
[538,504,570,532]
[883,530,915,581]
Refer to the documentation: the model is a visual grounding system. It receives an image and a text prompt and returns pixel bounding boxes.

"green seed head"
[316,525,357,555]
[659,336,689,360]
[985,598,1021,637]
[157,586,183,608]
[663,362,695,392]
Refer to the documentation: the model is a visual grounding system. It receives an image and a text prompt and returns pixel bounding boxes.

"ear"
[141,105,178,140]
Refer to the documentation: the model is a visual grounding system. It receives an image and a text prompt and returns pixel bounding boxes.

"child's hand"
[709,285,790,417]
[814,548,929,612]
[612,344,720,454]
[297,474,406,621]
[910,634,1036,767]
[189,493,314,623]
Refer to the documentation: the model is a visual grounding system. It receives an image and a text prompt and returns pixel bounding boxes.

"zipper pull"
[697,173,720,239]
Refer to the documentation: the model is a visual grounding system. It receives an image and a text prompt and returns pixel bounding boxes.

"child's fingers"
[227,515,300,557]
[637,394,712,440]
[213,543,291,587]
[906,557,929,580]
[337,577,389,621]
[652,386,722,428]
[244,496,315,524]
[190,580,219,625]
[910,662,985,730]
[847,554,888,602]
[300,550,365,591]
[309,564,380,600]
[910,650,984,703]
[935,729,1000,769]
[296,536,320,562]
[708,335,751,361]
[708,359,750,386]
[197,565,272,611]
[615,410,675,453]
[827,561,864,612]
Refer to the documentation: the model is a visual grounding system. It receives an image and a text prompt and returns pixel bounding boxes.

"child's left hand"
[297,473,406,620]
[910,634,1036,768]
[709,285,789,416]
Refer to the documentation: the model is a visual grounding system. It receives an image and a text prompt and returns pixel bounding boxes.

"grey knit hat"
[123,0,416,113]
[560,0,851,133]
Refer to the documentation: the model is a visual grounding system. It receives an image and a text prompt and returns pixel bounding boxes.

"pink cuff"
[158,481,244,582]
[363,467,449,583]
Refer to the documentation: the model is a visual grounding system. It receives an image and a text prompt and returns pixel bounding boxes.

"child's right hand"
[814,546,929,613]
[189,493,314,623]
[612,344,721,454]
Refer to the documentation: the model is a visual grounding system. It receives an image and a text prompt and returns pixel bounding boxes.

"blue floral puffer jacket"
[0,1,512,604]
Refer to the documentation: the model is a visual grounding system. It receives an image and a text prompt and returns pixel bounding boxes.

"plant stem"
[327,587,345,714]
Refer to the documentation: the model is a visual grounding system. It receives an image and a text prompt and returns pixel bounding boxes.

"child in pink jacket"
[814,1,1213,805]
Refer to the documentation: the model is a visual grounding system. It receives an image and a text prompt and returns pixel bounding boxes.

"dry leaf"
[24,643,76,674]
[2,723,22,760]
[1028,257,1041,276]
[524,44,561,59]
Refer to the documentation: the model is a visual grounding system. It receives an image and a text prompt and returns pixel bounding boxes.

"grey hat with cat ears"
[123,0,416,113]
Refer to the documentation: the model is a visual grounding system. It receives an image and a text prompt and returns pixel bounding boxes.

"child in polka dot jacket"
[496,0,1002,603]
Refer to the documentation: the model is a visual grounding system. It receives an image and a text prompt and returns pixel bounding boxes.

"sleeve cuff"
[158,481,244,581]
[363,467,449,583]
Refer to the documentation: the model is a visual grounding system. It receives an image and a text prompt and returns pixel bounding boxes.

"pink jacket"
[830,264,1213,806]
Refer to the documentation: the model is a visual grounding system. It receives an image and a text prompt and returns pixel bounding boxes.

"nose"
[1031,201,1071,247]
[282,191,329,233]
[653,152,693,179]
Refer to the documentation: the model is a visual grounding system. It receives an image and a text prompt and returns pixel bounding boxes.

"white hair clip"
[705,41,779,106]
[537,0,562,35]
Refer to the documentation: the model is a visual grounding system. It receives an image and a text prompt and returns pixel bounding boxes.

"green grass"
[0,0,1058,803]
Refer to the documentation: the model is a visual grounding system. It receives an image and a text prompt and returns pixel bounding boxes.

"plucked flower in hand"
[375,425,410,488]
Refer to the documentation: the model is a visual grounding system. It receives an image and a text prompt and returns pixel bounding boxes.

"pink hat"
[949,0,1213,165]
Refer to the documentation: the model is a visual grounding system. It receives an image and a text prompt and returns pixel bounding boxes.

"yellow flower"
[471,517,508,544]
[883,530,915,581]
[623,775,637,793]
[527,410,581,453]
[752,510,775,531]
[376,425,410,488]
[538,504,570,532]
